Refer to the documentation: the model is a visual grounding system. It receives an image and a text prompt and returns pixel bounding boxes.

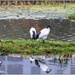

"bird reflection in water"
[30,57,51,73]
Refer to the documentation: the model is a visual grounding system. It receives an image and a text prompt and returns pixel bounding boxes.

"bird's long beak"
[50,26,53,30]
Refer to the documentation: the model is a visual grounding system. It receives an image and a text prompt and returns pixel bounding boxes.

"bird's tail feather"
[36,32,41,39]
[32,31,35,40]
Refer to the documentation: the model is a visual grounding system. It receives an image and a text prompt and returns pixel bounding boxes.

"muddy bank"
[0,4,75,20]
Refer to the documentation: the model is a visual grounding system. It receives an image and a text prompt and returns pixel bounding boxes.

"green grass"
[68,13,75,20]
[0,40,75,57]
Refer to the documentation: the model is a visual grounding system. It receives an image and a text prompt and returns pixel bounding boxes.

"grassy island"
[0,40,75,57]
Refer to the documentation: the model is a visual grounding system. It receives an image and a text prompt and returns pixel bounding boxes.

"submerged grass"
[0,40,75,56]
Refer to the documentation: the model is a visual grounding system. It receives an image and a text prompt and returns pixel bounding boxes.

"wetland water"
[0,19,75,42]
[0,56,75,74]
[0,18,75,74]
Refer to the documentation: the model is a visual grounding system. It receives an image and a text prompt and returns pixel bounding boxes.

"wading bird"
[36,25,53,44]
[29,25,36,40]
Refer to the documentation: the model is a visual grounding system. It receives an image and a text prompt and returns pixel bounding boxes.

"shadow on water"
[0,56,75,74]
[0,19,75,42]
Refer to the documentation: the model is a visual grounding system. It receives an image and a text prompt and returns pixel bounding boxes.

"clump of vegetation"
[0,40,75,57]
[68,13,75,20]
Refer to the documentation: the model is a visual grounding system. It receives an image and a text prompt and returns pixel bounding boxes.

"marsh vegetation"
[0,40,75,57]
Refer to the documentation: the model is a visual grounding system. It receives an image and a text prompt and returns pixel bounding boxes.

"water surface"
[0,56,75,74]
[0,19,75,42]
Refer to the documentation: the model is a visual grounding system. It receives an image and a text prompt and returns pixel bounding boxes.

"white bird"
[30,57,51,73]
[36,25,53,44]
[29,25,36,40]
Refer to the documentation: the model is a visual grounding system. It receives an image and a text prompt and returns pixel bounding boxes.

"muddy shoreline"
[0,4,75,20]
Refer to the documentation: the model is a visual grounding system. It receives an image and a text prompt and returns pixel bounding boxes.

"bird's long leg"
[30,38,32,40]
[43,40,45,44]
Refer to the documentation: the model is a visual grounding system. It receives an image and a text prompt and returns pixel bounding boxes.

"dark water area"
[0,56,75,74]
[0,19,75,42]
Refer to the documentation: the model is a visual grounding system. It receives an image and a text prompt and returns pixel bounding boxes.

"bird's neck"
[47,27,50,29]
[47,28,50,30]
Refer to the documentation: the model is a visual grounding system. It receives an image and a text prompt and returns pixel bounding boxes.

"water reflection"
[30,57,51,73]
[35,58,51,73]
[0,56,75,74]
[0,19,75,42]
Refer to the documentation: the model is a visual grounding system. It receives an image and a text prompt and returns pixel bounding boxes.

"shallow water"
[0,19,75,42]
[0,56,75,74]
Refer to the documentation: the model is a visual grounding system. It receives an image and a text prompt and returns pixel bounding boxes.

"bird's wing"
[30,27,36,38]
[36,32,41,39]
[30,27,36,33]
[39,28,50,38]
[38,61,48,71]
